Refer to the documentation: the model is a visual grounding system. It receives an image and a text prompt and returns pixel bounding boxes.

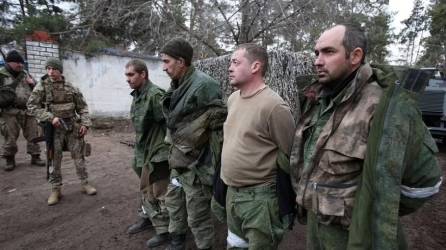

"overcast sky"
[387,0,429,64]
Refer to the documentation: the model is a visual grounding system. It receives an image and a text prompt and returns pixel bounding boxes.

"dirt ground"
[1,120,445,250]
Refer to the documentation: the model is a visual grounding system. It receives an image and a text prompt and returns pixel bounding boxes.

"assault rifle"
[43,121,54,180]
[42,119,68,180]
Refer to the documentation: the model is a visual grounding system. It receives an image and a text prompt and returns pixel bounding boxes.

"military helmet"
[0,86,16,108]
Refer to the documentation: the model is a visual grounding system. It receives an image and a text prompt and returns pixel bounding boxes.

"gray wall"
[62,51,170,117]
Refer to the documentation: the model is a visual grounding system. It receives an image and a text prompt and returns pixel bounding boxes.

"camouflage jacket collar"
[0,65,25,79]
[130,80,151,98]
[171,65,195,90]
[42,75,65,85]
[303,64,374,108]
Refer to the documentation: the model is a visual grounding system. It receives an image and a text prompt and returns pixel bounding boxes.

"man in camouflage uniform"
[124,59,170,248]
[27,58,97,206]
[0,50,45,171]
[160,38,226,250]
[290,24,442,249]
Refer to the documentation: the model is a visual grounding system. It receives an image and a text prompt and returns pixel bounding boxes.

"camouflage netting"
[195,50,315,119]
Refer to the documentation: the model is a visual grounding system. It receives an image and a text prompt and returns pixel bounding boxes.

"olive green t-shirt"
[221,87,296,187]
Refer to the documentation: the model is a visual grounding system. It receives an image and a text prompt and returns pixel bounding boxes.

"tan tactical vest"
[44,80,76,119]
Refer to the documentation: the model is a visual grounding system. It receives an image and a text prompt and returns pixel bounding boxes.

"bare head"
[125,59,148,90]
[314,24,366,85]
[228,43,268,89]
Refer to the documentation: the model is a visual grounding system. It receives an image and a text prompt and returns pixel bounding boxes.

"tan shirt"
[221,87,296,187]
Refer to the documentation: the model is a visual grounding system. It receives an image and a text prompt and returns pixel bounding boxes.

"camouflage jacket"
[290,63,441,229]
[130,80,169,179]
[0,66,35,113]
[27,75,92,127]
[161,66,226,186]
[347,65,442,249]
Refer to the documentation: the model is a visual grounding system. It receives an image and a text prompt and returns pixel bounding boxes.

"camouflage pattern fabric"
[27,76,92,187]
[50,126,88,186]
[165,173,214,249]
[130,80,170,234]
[226,185,286,250]
[27,76,92,127]
[347,66,442,250]
[290,64,442,249]
[161,66,225,248]
[0,66,41,157]
[130,81,169,176]
[0,112,41,156]
[290,64,382,227]
[140,162,169,234]
[0,86,16,108]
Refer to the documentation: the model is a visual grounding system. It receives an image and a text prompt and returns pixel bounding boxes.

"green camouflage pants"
[306,211,349,250]
[49,127,88,187]
[165,173,214,249]
[0,112,41,156]
[226,185,285,250]
[306,211,408,250]
[139,164,169,234]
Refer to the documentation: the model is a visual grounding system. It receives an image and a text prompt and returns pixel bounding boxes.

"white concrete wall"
[62,52,170,117]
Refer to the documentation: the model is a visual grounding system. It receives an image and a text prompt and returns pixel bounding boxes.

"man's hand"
[79,126,88,137]
[25,76,35,86]
[52,117,61,128]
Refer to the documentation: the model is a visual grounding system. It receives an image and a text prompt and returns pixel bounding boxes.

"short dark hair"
[341,24,367,64]
[126,59,148,79]
[237,43,268,76]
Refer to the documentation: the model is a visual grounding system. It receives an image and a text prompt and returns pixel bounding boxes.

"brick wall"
[25,40,59,80]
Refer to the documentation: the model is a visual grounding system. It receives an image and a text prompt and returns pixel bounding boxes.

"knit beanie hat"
[5,50,25,64]
[45,58,63,73]
[160,38,193,66]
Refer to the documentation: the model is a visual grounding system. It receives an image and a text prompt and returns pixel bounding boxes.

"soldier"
[290,24,442,249]
[220,43,296,249]
[160,38,226,250]
[124,59,170,248]
[27,58,97,206]
[0,50,45,171]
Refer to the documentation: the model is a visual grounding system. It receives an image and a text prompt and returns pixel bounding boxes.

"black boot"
[31,154,45,166]
[3,156,15,171]
[127,218,152,234]
[146,232,170,248]
[165,233,186,250]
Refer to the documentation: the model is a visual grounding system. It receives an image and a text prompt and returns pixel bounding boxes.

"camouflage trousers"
[165,173,214,249]
[49,127,88,187]
[0,111,41,156]
[139,164,169,234]
[306,210,408,250]
[226,185,285,250]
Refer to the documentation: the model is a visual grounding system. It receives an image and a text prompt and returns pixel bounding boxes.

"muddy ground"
[1,120,445,250]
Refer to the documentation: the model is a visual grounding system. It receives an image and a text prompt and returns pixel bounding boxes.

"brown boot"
[31,154,45,166]
[3,156,15,171]
[81,183,97,195]
[48,188,62,206]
